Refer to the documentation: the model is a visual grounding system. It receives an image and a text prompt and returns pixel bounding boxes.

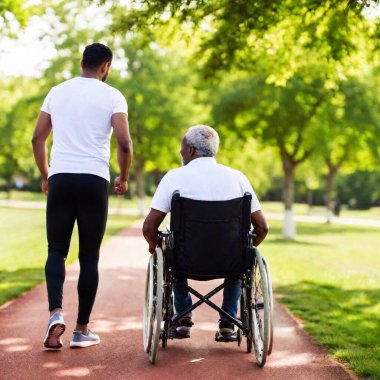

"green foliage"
[105,0,373,76]
[0,0,27,30]
[0,78,43,186]
[318,75,379,165]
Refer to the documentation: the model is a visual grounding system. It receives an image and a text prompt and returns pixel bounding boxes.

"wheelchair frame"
[143,230,274,366]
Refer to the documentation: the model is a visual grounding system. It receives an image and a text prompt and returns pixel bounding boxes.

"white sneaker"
[69,330,100,348]
[43,312,66,349]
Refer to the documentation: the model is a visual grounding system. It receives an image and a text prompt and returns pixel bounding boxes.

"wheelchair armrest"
[158,230,174,250]
[247,230,257,250]
[158,230,171,238]
[249,230,257,239]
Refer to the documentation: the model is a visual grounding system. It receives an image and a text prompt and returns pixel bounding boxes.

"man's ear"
[189,146,196,157]
[80,60,83,70]
[103,61,111,72]
[100,62,107,73]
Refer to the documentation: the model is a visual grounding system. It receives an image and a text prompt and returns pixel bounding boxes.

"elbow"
[256,222,269,240]
[32,134,44,147]
[31,135,38,146]
[119,140,133,154]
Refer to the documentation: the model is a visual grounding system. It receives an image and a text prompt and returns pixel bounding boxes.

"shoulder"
[48,78,81,95]
[216,162,253,186]
[216,163,246,178]
[101,82,125,98]
[54,78,78,89]
[160,167,185,183]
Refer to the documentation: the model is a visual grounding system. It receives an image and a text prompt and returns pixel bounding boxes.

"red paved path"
[0,226,355,380]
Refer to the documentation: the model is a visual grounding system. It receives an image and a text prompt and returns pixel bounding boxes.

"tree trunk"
[325,167,338,224]
[136,159,145,216]
[282,153,296,239]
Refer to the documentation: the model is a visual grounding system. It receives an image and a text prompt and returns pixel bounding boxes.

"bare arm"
[143,209,167,253]
[31,111,52,195]
[112,112,133,195]
[251,210,269,246]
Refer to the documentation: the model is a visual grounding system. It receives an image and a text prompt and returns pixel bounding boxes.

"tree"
[104,0,373,76]
[212,69,330,238]
[0,89,42,195]
[0,0,27,31]
[311,76,380,221]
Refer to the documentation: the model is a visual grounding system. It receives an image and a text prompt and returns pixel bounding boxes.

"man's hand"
[112,113,133,192]
[114,176,128,195]
[42,179,48,195]
[149,239,158,254]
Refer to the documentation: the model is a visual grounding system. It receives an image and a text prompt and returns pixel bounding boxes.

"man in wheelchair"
[143,125,268,342]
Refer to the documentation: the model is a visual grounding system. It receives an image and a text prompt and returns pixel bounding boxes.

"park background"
[0,0,379,378]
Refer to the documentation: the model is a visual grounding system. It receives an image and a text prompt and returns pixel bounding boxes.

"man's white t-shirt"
[41,77,128,182]
[151,157,262,213]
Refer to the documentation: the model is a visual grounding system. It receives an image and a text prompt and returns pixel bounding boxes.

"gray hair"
[184,125,220,157]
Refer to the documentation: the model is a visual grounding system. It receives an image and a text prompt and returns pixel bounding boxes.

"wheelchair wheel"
[240,287,252,353]
[251,248,270,367]
[143,249,164,364]
[263,257,274,356]
[143,258,154,353]
[237,328,242,346]
[161,285,173,349]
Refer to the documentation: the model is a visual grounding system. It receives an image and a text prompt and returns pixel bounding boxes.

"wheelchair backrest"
[169,192,252,279]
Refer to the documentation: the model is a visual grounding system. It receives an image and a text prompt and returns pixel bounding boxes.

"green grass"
[0,207,140,306]
[2,191,379,220]
[264,221,380,379]
[262,201,380,220]
[0,190,152,210]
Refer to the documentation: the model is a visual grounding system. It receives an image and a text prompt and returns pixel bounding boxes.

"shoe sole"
[176,326,191,335]
[44,323,65,349]
[69,340,100,348]
[215,330,237,343]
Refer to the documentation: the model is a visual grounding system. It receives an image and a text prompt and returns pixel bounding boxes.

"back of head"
[184,125,220,157]
[82,43,113,69]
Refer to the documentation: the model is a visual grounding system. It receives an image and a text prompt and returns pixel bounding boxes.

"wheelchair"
[143,192,274,366]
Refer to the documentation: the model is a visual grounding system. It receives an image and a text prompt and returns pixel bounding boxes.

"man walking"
[32,43,133,349]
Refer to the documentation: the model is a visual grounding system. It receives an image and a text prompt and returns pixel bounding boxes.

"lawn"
[0,190,152,211]
[262,201,380,220]
[2,191,379,220]
[0,207,140,306]
[264,221,380,379]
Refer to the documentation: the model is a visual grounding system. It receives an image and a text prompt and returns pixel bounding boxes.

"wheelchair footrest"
[215,331,238,343]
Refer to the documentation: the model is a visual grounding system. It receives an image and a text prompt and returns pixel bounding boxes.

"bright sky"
[0,2,379,77]
[0,1,112,77]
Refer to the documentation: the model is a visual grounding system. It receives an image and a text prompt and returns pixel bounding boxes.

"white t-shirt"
[151,157,262,213]
[41,77,128,181]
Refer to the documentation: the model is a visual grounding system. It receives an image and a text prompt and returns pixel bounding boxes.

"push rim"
[149,248,164,364]
[251,249,269,367]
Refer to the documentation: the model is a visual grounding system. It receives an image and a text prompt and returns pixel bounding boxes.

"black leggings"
[45,173,108,325]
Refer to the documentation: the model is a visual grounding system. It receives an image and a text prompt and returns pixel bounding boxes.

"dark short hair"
[82,43,113,69]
